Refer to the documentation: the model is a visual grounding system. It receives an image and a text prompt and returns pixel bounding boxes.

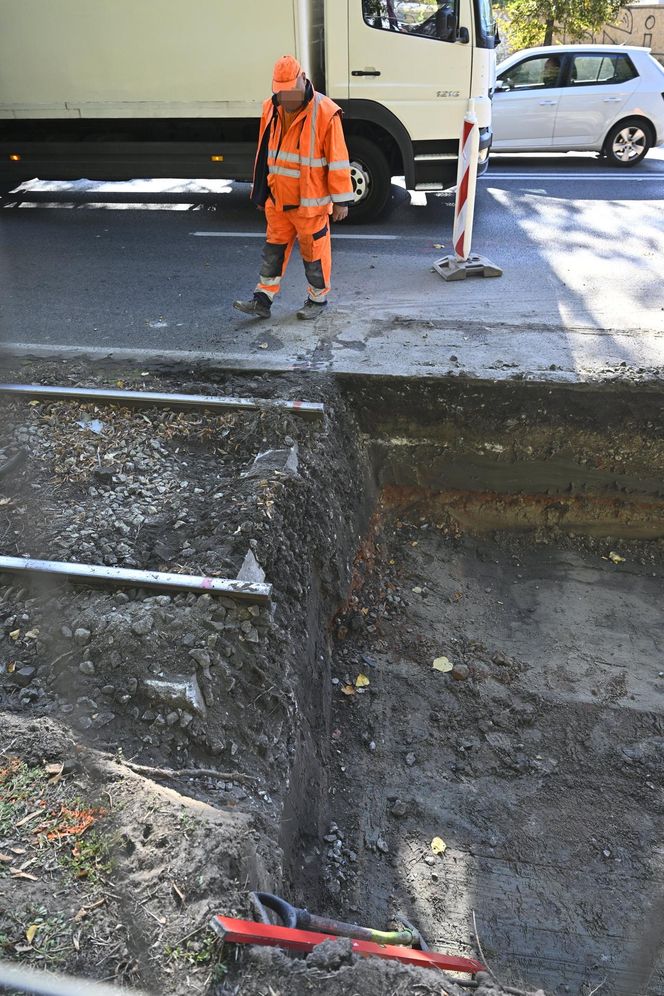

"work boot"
[296,298,327,320]
[233,292,271,319]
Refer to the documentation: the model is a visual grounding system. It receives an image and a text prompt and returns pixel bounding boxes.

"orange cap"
[272,55,303,93]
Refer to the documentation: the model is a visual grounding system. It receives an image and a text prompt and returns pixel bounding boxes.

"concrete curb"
[0,340,662,387]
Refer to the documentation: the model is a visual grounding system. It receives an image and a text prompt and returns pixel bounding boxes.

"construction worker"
[233,55,354,321]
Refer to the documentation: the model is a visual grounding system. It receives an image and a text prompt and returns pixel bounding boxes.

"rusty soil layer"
[0,360,663,996]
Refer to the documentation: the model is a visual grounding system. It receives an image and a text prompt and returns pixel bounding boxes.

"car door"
[553,53,640,147]
[347,0,473,142]
[492,54,564,150]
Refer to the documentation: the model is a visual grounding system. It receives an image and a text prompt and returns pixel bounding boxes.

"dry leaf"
[15,809,43,828]
[341,684,356,696]
[9,847,26,855]
[355,674,370,688]
[258,343,269,350]
[25,924,39,945]
[608,551,625,564]
[431,836,447,855]
[10,871,39,881]
[72,930,81,952]
[9,629,20,641]
[0,498,12,507]
[0,853,13,863]
[24,629,40,640]
[28,400,40,407]
[432,657,453,673]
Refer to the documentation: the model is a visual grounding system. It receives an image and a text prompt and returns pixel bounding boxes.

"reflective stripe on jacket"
[252,89,354,217]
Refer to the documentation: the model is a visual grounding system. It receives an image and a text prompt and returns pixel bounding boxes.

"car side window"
[569,54,638,86]
[362,0,457,40]
[498,55,562,91]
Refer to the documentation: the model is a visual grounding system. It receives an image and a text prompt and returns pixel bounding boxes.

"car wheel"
[604,119,652,167]
[346,137,391,223]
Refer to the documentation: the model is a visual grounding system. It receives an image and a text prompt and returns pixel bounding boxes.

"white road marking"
[482,172,659,180]
[190,231,398,240]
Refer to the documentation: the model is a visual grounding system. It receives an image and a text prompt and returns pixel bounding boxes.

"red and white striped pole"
[452,99,480,262]
[433,99,502,281]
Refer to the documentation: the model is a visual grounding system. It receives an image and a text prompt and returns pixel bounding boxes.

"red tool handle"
[210,915,485,975]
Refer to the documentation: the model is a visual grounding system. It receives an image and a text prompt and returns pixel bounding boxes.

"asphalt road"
[1,152,663,379]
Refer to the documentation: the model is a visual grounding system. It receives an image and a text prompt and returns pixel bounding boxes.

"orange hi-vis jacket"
[254,88,354,217]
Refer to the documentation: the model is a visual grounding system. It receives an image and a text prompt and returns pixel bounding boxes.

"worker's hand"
[332,205,349,222]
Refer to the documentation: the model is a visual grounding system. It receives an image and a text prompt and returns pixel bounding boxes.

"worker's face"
[277,72,306,111]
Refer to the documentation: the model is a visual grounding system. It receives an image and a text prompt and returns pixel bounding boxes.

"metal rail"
[0,959,148,996]
[0,556,272,604]
[0,383,325,419]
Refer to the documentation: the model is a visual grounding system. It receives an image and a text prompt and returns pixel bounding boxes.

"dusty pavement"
[1,359,663,996]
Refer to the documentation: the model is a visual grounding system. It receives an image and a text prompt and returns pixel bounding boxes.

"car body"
[492,44,664,165]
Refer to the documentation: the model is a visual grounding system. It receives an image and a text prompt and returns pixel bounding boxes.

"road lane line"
[481,173,657,180]
[190,231,399,240]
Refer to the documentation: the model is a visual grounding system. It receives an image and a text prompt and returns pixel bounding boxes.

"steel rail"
[0,959,148,996]
[0,556,272,604]
[0,383,325,419]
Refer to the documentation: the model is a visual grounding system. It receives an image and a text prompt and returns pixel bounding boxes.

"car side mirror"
[495,79,510,92]
[435,4,457,42]
[457,26,470,44]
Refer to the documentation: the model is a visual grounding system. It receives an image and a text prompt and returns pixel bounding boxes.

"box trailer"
[0,0,497,220]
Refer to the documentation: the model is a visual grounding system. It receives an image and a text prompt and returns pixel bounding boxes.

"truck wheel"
[603,118,652,167]
[346,137,391,223]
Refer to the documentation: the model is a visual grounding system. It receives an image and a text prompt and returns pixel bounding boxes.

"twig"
[587,980,606,996]
[119,759,258,785]
[48,649,76,670]
[471,910,536,996]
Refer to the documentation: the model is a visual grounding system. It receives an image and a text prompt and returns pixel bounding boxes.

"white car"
[492,44,664,165]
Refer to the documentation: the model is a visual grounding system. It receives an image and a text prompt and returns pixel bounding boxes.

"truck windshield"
[474,0,496,47]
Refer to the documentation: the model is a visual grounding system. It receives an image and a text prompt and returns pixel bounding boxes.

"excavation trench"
[280,376,664,996]
[1,365,663,996]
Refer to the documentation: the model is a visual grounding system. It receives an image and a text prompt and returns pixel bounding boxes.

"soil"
[326,496,664,996]
[1,358,663,996]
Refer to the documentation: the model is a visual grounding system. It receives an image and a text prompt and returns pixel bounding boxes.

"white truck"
[0,0,497,220]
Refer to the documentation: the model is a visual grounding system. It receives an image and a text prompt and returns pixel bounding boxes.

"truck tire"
[346,137,391,223]
[603,118,652,167]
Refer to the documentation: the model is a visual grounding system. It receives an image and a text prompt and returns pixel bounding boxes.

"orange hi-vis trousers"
[255,201,332,303]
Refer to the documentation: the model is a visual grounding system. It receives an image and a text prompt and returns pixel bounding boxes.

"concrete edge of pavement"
[0,341,662,389]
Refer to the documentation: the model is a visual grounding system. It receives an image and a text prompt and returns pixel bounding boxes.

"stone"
[131,616,153,636]
[74,628,91,645]
[166,711,180,726]
[451,664,470,681]
[405,752,416,767]
[91,712,115,728]
[79,661,96,676]
[77,716,93,730]
[189,649,211,668]
[236,549,266,584]
[391,799,409,818]
[376,836,389,854]
[11,666,36,687]
[143,674,206,717]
